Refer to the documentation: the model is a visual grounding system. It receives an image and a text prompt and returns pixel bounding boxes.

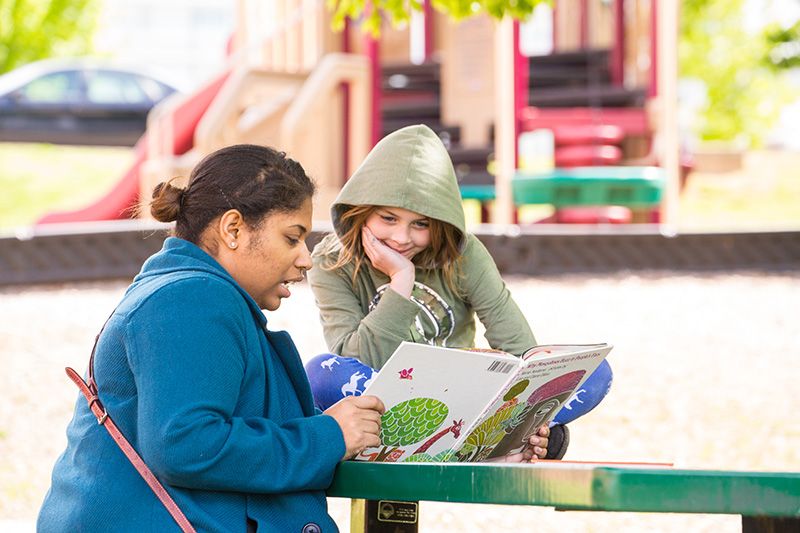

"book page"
[451,344,612,462]
[522,343,609,361]
[354,343,519,463]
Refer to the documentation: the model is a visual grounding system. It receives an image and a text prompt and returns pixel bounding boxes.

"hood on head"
[331,125,466,247]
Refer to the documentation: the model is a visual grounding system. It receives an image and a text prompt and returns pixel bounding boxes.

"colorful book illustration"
[353,342,612,463]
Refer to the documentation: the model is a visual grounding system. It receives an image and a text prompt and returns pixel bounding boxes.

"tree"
[457,399,521,462]
[0,0,99,74]
[679,0,794,146]
[763,19,800,70]
[328,0,551,35]
[373,397,449,461]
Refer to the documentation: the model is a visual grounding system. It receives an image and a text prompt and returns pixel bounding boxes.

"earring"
[229,241,238,249]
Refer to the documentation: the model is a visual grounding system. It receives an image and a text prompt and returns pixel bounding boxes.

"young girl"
[306,125,613,460]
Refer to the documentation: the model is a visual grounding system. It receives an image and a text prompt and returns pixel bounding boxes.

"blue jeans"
[304,354,613,426]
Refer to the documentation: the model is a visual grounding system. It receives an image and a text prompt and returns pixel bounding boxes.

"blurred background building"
[94,0,235,90]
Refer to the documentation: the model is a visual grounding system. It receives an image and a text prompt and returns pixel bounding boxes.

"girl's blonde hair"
[328,204,464,292]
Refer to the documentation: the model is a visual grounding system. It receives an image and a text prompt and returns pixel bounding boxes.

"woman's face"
[364,206,431,260]
[227,198,313,311]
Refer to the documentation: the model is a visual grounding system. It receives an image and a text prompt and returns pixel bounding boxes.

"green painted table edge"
[327,462,800,518]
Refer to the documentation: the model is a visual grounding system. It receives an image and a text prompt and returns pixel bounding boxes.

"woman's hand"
[485,425,550,463]
[325,395,385,461]
[361,227,415,298]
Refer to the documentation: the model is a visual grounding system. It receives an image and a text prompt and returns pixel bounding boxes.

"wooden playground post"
[493,16,516,225]
[363,31,381,147]
[656,0,679,228]
[611,0,625,85]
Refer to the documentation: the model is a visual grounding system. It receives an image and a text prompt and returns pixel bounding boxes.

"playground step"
[528,85,647,108]
[553,124,625,146]
[382,61,440,81]
[381,80,440,95]
[456,169,494,187]
[555,145,623,167]
[528,64,611,88]
[380,61,446,140]
[551,206,633,224]
[381,99,441,120]
[448,146,493,166]
[381,61,440,97]
[380,92,439,108]
[382,119,460,146]
[528,48,611,68]
[450,145,493,187]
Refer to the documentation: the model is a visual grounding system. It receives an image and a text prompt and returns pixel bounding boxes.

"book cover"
[354,342,612,463]
[458,344,611,462]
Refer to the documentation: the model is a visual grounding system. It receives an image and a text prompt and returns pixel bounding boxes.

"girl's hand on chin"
[362,227,416,298]
[361,227,414,277]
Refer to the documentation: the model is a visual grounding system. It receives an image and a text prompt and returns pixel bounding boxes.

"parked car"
[0,58,180,146]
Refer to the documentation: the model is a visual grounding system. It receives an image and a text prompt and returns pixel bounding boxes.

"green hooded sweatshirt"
[308,124,535,369]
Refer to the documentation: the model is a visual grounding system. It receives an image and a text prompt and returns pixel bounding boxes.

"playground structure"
[37,0,680,226]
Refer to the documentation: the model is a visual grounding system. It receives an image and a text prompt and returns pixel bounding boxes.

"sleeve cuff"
[316,413,347,465]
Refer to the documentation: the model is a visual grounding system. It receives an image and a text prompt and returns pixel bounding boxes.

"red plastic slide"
[37,72,229,224]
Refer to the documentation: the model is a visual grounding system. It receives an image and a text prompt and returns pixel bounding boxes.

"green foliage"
[679,0,793,145]
[763,20,800,70]
[328,0,551,36]
[0,0,99,74]
[380,397,448,446]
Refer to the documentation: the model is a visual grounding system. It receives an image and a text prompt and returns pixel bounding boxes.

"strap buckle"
[88,395,109,425]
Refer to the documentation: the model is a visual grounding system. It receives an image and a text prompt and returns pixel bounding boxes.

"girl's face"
[364,206,431,260]
[224,198,313,311]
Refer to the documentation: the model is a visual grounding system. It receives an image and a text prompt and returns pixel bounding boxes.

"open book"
[353,342,612,463]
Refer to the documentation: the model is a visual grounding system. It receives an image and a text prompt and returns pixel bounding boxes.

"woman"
[38,144,384,532]
[305,125,614,460]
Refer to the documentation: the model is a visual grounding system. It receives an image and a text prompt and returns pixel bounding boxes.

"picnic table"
[328,461,800,532]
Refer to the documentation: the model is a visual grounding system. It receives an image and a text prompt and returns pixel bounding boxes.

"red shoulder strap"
[66,326,196,533]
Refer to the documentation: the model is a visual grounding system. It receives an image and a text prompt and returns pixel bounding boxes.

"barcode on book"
[487,361,515,374]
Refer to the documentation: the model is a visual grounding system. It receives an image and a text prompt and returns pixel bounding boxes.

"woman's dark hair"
[150,144,315,244]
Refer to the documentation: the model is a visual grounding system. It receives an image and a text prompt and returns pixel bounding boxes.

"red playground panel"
[552,124,625,146]
[520,107,649,136]
[533,206,633,224]
[555,145,623,167]
[555,206,632,224]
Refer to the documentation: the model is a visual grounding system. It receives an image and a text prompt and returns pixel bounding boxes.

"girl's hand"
[526,425,550,461]
[484,425,550,463]
[362,227,415,298]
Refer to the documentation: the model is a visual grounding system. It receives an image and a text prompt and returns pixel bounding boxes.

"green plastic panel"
[328,462,800,518]
[459,185,496,201]
[512,166,665,208]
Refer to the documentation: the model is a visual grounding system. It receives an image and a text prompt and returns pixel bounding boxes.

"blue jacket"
[38,237,346,532]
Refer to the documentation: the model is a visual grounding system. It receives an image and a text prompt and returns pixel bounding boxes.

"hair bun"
[150,178,186,223]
